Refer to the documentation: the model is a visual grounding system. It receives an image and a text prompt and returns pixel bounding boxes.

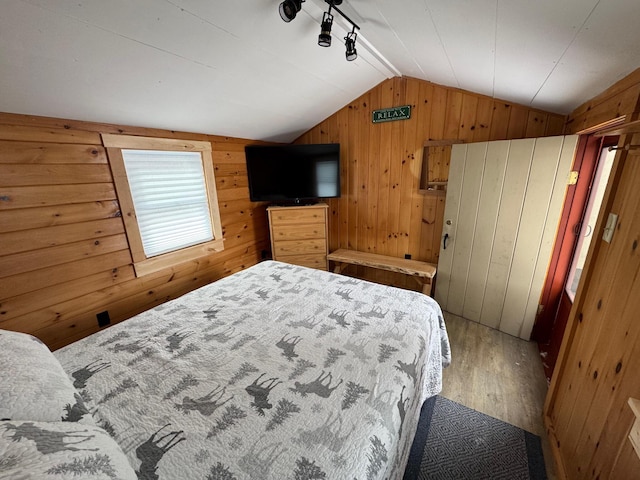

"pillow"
[0,420,137,479]
[0,329,93,424]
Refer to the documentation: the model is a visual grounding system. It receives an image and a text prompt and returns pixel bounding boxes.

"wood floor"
[440,312,556,479]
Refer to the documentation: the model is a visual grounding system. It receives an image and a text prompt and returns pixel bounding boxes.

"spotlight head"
[279,0,303,22]
[318,12,333,47]
[345,31,357,61]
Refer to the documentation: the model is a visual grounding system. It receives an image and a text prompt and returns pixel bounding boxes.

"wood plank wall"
[544,67,640,480]
[295,76,566,289]
[0,113,270,350]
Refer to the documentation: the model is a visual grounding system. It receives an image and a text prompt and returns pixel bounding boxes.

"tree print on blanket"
[366,436,388,480]
[341,382,370,410]
[266,399,301,431]
[228,362,259,386]
[164,374,199,400]
[288,358,316,380]
[324,348,346,368]
[293,457,326,480]
[206,405,247,438]
[127,347,156,366]
[378,344,399,363]
[99,378,138,404]
[46,454,117,478]
[207,462,238,480]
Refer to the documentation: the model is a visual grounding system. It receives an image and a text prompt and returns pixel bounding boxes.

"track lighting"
[279,0,304,23]
[318,11,334,47]
[279,0,360,62]
[345,29,357,61]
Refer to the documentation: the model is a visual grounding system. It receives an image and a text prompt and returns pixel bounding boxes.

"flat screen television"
[245,143,341,204]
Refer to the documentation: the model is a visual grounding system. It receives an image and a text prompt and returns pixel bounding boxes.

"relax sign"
[372,105,411,123]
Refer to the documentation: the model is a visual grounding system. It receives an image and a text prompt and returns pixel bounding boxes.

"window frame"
[102,134,224,277]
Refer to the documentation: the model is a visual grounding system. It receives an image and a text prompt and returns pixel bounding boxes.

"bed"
[0,260,450,479]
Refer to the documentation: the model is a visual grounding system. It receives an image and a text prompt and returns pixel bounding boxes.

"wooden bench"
[327,248,437,296]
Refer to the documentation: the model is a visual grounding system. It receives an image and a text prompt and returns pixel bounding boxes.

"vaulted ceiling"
[1,0,639,142]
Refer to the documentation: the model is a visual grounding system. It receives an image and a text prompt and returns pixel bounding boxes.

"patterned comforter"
[54,261,451,480]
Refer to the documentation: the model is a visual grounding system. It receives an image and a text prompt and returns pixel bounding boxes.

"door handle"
[443,233,449,250]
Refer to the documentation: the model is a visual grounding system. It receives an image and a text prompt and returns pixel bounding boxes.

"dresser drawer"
[271,223,326,241]
[269,208,326,226]
[273,238,327,256]
[278,254,328,270]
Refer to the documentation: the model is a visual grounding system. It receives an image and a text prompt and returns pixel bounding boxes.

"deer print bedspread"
[54,261,451,480]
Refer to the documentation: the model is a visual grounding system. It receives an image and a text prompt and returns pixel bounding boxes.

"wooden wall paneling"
[548,149,636,439]
[0,164,113,186]
[0,250,132,299]
[0,266,135,326]
[479,139,535,329]
[375,80,395,257]
[458,93,479,142]
[336,106,350,250]
[0,124,101,144]
[444,90,464,140]
[506,107,529,139]
[489,103,511,140]
[0,141,107,164]
[462,141,509,322]
[525,111,549,138]
[429,84,448,140]
[446,142,487,316]
[0,234,130,279]
[347,99,360,250]
[293,77,566,293]
[472,98,494,142]
[0,201,120,233]
[0,218,124,256]
[0,113,271,348]
[407,80,428,261]
[397,87,416,262]
[548,142,640,478]
[0,184,116,210]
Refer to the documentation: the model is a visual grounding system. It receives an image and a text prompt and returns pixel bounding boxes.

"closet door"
[435,136,578,339]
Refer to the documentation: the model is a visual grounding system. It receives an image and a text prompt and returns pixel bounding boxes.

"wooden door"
[435,136,578,339]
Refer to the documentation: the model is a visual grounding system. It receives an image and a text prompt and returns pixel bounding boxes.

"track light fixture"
[345,28,357,61]
[318,11,334,47]
[279,0,360,62]
[279,0,303,23]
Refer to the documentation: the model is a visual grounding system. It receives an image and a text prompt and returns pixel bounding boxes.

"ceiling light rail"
[278,0,361,61]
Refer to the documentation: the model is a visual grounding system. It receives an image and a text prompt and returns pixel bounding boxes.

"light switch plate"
[603,212,618,243]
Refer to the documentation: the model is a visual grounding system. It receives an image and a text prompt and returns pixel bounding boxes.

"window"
[102,134,224,277]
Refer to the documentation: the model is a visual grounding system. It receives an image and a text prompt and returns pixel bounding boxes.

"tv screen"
[245,143,341,203]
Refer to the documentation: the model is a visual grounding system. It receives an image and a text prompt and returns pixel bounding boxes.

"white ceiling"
[1,0,639,142]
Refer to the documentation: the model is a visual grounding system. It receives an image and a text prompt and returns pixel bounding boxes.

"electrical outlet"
[96,311,111,327]
[404,253,412,260]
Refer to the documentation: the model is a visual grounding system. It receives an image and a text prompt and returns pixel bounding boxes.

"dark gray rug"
[404,396,547,480]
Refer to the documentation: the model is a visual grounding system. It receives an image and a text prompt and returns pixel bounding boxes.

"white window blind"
[121,149,214,258]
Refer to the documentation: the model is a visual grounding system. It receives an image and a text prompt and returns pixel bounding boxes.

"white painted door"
[435,136,578,339]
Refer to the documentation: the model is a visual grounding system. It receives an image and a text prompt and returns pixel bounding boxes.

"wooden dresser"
[267,203,329,270]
